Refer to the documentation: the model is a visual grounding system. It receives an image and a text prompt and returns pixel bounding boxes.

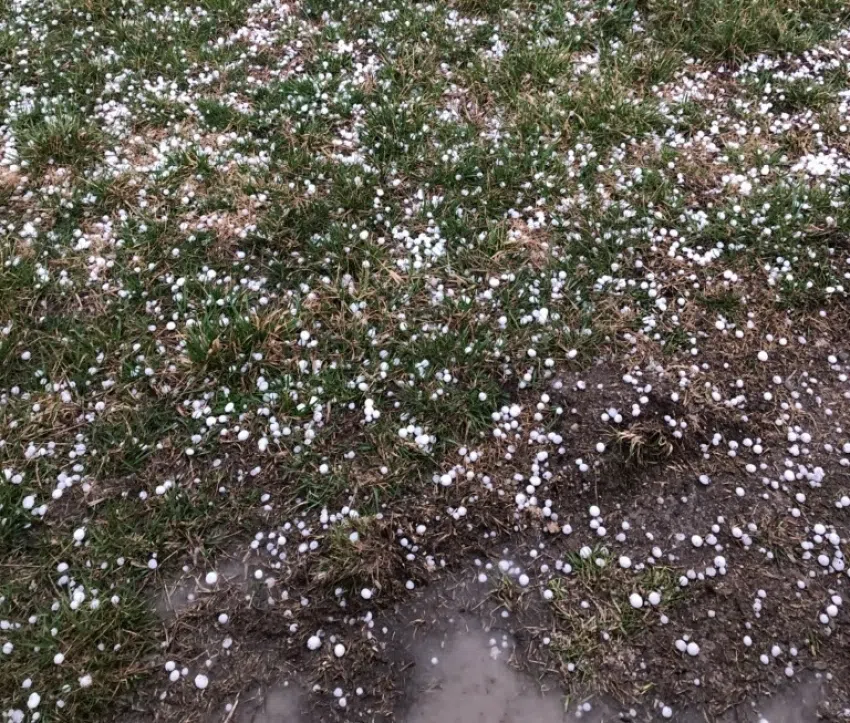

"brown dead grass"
[498,218,554,270]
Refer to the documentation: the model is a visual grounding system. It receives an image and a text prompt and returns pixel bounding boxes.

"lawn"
[2,0,850,720]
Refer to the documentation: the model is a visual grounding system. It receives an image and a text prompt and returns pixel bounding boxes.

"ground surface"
[2,0,850,720]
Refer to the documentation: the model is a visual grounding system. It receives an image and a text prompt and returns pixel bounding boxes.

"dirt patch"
[156,553,259,620]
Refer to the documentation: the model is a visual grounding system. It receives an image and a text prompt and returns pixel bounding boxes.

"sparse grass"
[549,561,688,682]
[610,424,676,468]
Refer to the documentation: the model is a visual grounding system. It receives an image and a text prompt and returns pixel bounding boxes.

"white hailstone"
[334,644,346,658]
[79,675,93,688]
[648,592,661,606]
[629,593,643,609]
[619,556,632,569]
[662,706,672,718]
[826,605,838,618]
[148,558,158,570]
[691,535,703,548]
[53,653,65,665]
[360,588,373,600]
[595,442,605,453]
[27,693,40,709]
[73,527,86,542]
[589,505,601,517]
[743,636,753,647]
[218,614,229,625]
[818,554,830,567]
[543,589,554,601]
[205,572,218,586]
[307,636,322,651]
[518,574,530,587]
[686,642,700,657]
[165,661,176,672]
[675,639,687,653]
[2,642,13,654]
[757,351,768,362]
[194,674,209,690]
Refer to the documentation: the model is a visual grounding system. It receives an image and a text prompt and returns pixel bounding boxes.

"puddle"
[729,677,824,723]
[404,624,580,723]
[226,684,303,723]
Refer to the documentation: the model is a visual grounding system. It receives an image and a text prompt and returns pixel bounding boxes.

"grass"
[12,111,103,173]
[643,0,850,60]
[610,424,676,468]
[1,0,850,718]
[548,561,687,677]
